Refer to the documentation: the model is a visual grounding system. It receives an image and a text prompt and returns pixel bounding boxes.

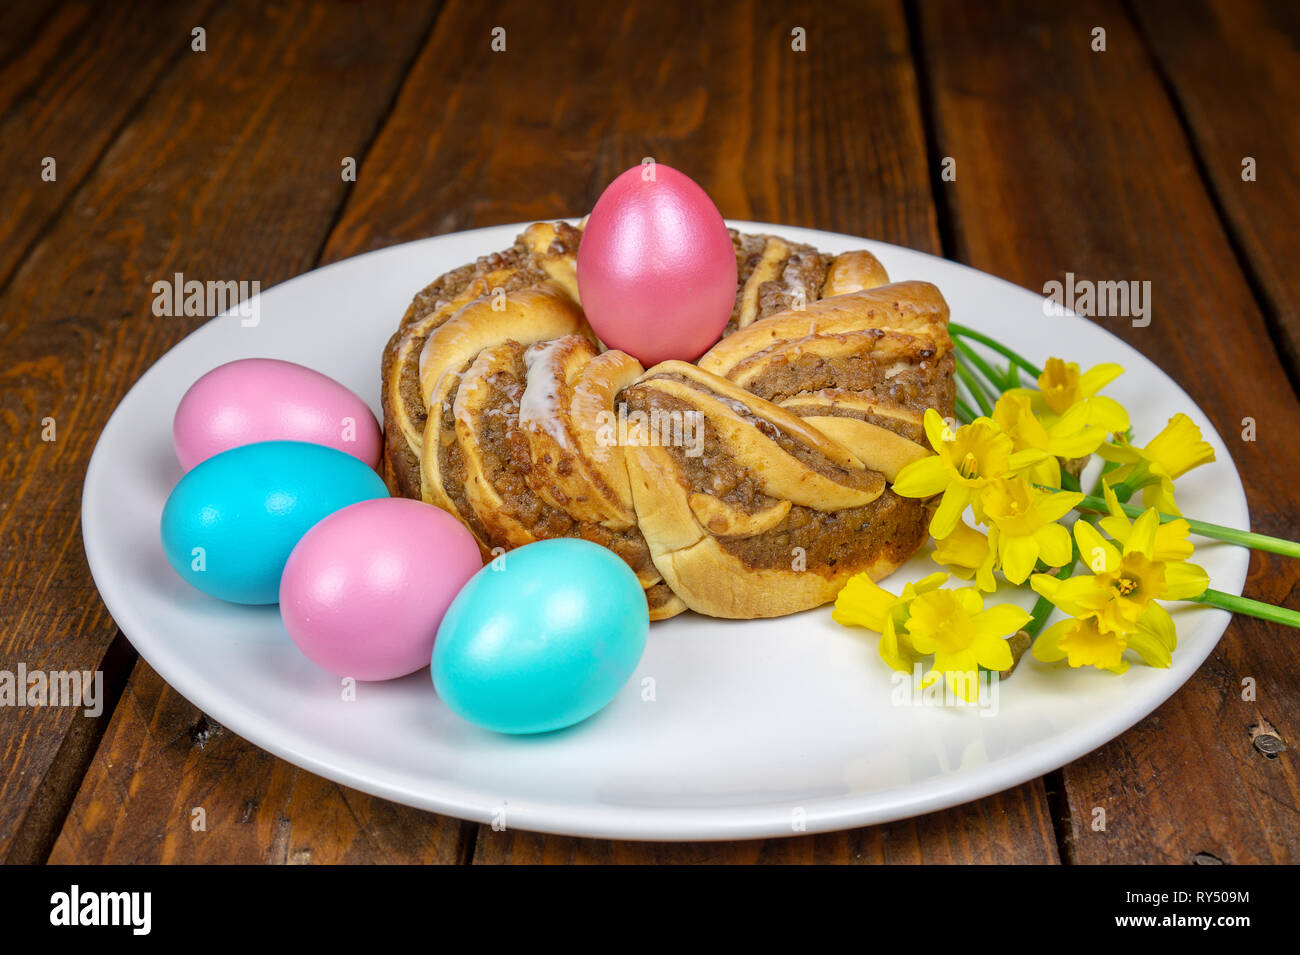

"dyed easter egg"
[576,163,737,365]
[173,358,381,471]
[280,498,482,681]
[160,441,388,605]
[432,538,649,734]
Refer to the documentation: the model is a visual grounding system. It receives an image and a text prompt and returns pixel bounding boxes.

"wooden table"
[3,0,1296,865]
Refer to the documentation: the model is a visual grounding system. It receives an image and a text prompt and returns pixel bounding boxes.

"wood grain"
[3,0,444,862]
[918,0,1300,863]
[48,663,467,864]
[1130,0,1300,389]
[471,782,1056,863]
[0,0,217,291]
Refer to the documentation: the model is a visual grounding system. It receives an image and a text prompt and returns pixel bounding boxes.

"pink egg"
[173,358,381,471]
[577,164,737,365]
[280,498,482,681]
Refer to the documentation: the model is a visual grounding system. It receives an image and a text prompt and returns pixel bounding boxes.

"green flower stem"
[1193,589,1300,629]
[953,339,1009,403]
[948,322,1044,379]
[954,396,977,424]
[955,362,995,417]
[1073,494,1300,559]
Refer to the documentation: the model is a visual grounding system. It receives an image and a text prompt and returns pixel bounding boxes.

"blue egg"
[432,538,650,734]
[160,440,388,605]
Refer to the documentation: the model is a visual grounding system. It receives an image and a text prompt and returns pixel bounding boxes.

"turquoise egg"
[160,440,388,605]
[432,538,650,734]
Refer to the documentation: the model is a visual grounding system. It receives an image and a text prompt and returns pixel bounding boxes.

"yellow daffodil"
[1030,507,1207,639]
[833,571,949,673]
[1098,413,1215,515]
[1097,483,1194,561]
[1008,358,1130,433]
[893,409,1047,539]
[932,520,998,592]
[992,392,1110,488]
[1033,616,1129,673]
[979,478,1083,584]
[903,587,1032,701]
[1032,601,1176,673]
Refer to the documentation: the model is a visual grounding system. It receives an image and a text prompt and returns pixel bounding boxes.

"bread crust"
[380,222,952,620]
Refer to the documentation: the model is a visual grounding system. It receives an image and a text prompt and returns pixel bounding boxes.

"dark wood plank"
[0,0,216,291]
[918,0,1300,863]
[4,0,446,863]
[48,663,466,864]
[0,0,62,69]
[327,0,1057,863]
[471,782,1055,863]
[1131,0,1300,387]
[318,0,940,260]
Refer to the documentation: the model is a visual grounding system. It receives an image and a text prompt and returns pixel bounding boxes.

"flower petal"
[1037,522,1074,568]
[1136,601,1178,652]
[892,455,949,498]
[832,573,897,631]
[1086,395,1131,432]
[922,407,951,453]
[1032,619,1071,663]
[972,603,1033,639]
[1124,508,1160,558]
[1163,561,1210,600]
[999,533,1040,584]
[1074,520,1120,573]
[929,486,971,540]
[1078,362,1124,396]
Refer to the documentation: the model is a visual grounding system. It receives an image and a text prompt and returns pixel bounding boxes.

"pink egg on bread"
[576,163,737,365]
[173,357,381,471]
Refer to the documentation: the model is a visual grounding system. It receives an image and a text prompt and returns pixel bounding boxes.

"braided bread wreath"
[381,221,955,621]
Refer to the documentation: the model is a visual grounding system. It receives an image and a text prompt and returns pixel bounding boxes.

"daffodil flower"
[1032,616,1128,673]
[932,520,999,592]
[1098,413,1215,515]
[1032,601,1177,673]
[1030,506,1208,640]
[904,587,1032,701]
[979,478,1084,584]
[992,392,1110,488]
[1007,358,1130,433]
[833,571,949,673]
[1096,483,1194,561]
[893,409,1047,539]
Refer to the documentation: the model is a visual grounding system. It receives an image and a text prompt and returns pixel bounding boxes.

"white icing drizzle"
[520,338,572,450]
[781,255,809,309]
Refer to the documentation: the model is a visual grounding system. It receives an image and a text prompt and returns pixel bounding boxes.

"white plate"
[82,222,1249,841]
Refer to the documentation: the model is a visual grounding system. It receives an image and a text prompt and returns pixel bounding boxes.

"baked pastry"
[381,221,954,620]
